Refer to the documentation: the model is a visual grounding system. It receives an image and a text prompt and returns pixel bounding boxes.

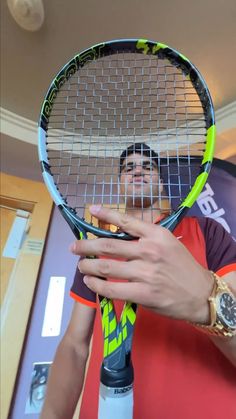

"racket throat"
[58,204,87,240]
[160,207,188,231]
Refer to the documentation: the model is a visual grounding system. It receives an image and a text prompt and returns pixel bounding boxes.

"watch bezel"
[215,291,236,330]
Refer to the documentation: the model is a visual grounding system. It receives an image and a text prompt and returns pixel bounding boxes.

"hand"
[70,205,214,324]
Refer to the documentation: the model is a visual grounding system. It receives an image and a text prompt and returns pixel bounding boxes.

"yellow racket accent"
[181,172,209,208]
[102,301,137,357]
[202,125,216,164]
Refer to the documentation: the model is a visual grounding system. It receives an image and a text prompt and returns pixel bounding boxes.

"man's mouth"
[130,178,147,184]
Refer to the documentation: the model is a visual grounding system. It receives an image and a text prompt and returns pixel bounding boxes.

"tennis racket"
[38,39,215,419]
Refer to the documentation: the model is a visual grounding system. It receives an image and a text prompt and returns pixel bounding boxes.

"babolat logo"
[197,183,231,234]
[114,385,132,394]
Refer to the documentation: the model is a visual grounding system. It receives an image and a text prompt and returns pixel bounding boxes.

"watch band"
[193,272,236,338]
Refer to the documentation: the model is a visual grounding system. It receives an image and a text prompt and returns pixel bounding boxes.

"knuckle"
[147,248,159,263]
[120,214,131,229]
[99,260,112,277]
[101,239,115,255]
[102,282,114,299]
[141,241,160,263]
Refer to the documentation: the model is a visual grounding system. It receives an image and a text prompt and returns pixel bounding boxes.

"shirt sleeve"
[198,217,236,275]
[70,263,97,308]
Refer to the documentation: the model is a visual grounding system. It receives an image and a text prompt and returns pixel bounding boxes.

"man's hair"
[119,142,161,175]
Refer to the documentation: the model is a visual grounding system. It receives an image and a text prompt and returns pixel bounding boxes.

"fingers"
[79,258,140,281]
[84,275,147,304]
[71,237,140,259]
[89,205,153,238]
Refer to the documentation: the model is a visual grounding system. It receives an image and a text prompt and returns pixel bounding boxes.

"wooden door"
[0,173,53,419]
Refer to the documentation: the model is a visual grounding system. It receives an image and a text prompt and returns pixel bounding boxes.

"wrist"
[191,272,236,338]
[191,270,215,324]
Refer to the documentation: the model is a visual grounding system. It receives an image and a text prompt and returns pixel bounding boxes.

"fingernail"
[83,276,89,286]
[69,243,76,253]
[89,205,101,215]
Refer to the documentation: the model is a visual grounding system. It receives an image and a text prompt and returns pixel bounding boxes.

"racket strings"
[45,50,207,226]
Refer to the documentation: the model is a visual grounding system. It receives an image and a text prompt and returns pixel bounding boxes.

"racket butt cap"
[100,362,134,388]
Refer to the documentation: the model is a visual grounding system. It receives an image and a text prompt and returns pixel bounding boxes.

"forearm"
[40,337,89,419]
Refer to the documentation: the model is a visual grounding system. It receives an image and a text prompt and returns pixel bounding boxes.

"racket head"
[38,38,215,238]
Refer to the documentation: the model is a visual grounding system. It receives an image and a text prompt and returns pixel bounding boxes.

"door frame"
[0,173,53,419]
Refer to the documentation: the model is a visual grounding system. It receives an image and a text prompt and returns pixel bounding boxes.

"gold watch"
[194,272,236,338]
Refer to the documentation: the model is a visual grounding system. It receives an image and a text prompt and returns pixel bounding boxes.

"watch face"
[217,292,236,329]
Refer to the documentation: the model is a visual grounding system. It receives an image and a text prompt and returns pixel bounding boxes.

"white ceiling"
[1,0,236,179]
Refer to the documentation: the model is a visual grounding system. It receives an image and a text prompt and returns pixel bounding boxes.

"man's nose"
[133,164,144,176]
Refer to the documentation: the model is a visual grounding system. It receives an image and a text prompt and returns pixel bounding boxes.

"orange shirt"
[71,217,236,418]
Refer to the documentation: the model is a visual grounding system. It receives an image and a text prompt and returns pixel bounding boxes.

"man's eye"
[143,164,152,171]
[122,166,132,173]
[126,165,134,172]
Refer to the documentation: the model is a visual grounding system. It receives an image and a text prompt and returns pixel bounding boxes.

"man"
[41,144,236,419]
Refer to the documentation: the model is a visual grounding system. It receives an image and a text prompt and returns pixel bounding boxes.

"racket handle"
[98,382,133,419]
[98,363,134,419]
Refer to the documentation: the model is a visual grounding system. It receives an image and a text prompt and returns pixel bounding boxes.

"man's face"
[119,153,163,208]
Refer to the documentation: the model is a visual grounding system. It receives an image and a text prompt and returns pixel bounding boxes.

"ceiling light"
[7,0,44,31]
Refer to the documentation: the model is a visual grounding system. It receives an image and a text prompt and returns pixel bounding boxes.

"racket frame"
[38,38,216,418]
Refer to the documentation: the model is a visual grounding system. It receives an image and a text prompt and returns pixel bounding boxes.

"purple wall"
[10,207,78,418]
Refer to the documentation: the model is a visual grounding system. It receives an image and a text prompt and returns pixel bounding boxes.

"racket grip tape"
[98,364,134,419]
[98,383,134,419]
